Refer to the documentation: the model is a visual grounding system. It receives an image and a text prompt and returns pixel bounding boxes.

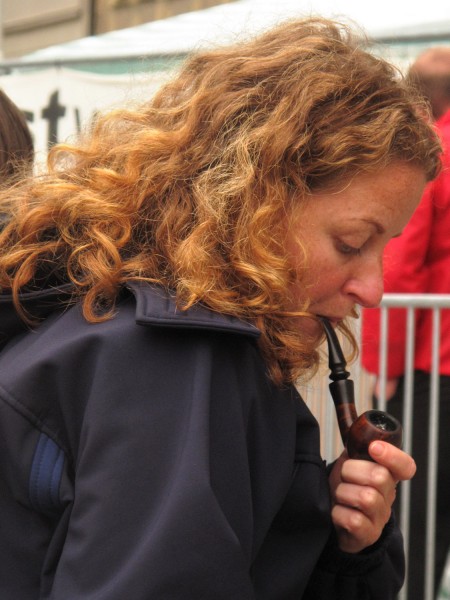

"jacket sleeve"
[361,184,435,377]
[304,514,405,599]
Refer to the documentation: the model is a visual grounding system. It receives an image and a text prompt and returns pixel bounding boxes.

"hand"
[328,441,416,553]
[374,377,399,402]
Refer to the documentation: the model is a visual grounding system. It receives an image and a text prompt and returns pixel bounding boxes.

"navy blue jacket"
[0,282,404,598]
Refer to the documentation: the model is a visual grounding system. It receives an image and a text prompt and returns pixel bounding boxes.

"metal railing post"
[379,294,450,600]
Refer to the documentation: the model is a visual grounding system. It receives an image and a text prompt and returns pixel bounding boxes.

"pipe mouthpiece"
[320,317,350,381]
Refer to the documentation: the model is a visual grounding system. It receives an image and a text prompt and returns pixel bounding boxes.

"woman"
[0,17,441,599]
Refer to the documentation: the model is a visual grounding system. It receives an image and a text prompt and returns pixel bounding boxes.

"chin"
[296,314,323,338]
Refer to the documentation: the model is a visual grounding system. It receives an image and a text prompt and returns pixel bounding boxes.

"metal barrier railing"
[378,294,450,600]
[298,294,450,600]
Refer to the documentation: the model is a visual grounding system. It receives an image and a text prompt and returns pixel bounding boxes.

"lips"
[318,316,343,327]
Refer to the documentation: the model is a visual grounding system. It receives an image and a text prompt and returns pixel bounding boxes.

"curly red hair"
[0,18,442,384]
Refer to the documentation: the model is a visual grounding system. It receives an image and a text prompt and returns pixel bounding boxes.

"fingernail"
[370,441,384,456]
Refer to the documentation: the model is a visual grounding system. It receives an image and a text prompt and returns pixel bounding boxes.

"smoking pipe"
[320,317,402,461]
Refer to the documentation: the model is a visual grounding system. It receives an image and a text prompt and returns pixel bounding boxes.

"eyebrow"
[362,219,404,238]
[361,218,385,234]
[347,217,385,235]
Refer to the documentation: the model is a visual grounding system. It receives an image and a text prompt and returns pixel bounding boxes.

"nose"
[343,261,384,309]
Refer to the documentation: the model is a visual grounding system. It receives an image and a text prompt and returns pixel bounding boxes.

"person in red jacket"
[362,47,450,600]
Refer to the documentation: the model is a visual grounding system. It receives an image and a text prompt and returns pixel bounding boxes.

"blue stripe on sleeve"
[29,432,64,513]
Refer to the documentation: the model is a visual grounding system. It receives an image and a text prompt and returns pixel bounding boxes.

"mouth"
[317,315,344,328]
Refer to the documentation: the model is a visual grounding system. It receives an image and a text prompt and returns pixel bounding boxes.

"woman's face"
[287,162,427,334]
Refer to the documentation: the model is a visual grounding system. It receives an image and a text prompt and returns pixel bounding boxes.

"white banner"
[0,67,172,165]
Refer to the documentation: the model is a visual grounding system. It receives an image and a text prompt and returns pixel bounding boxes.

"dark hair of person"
[407,47,450,120]
[0,89,33,184]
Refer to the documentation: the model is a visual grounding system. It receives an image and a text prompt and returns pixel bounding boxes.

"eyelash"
[337,241,362,256]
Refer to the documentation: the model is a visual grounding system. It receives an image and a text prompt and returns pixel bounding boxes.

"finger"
[333,482,392,522]
[340,459,395,498]
[368,441,416,481]
[331,504,381,552]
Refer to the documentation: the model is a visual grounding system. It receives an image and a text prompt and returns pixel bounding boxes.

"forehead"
[298,163,427,228]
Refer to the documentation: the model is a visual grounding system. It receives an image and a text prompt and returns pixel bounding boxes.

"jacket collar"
[0,283,74,350]
[0,281,260,347]
[127,281,260,339]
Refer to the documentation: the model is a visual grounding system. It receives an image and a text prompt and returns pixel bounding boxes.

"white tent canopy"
[12,0,450,65]
[1,0,449,161]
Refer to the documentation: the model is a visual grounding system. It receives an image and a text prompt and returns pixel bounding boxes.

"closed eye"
[337,241,362,256]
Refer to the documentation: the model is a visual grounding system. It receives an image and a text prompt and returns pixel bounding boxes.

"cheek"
[288,230,345,304]
[308,273,342,303]
[302,251,341,295]
[291,261,343,307]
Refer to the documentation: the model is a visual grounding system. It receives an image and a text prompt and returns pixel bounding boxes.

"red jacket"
[362,109,450,377]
